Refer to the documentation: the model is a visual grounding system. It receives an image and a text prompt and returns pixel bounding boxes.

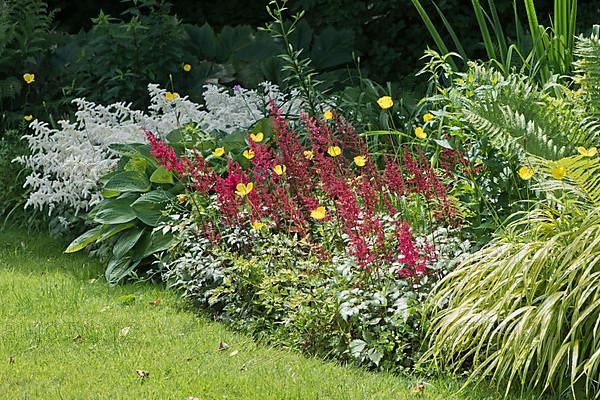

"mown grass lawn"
[0,228,537,399]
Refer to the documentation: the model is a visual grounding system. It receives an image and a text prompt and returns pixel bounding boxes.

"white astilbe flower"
[17,82,298,216]
[198,82,302,133]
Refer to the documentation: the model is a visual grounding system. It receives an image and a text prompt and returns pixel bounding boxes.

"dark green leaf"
[64,225,104,253]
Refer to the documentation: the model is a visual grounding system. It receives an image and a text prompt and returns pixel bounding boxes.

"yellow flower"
[551,165,567,180]
[273,164,286,175]
[24,115,33,121]
[311,206,326,220]
[327,146,341,157]
[250,132,264,142]
[235,182,253,197]
[213,147,225,157]
[165,91,179,101]
[577,146,597,157]
[251,220,264,231]
[323,110,333,120]
[303,150,314,160]
[177,194,186,204]
[517,166,534,180]
[243,149,255,160]
[415,127,427,139]
[23,73,35,84]
[183,63,192,72]
[377,96,393,110]
[353,155,367,167]
[423,113,433,123]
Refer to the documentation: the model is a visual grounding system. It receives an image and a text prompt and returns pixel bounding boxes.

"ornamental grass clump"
[422,154,600,399]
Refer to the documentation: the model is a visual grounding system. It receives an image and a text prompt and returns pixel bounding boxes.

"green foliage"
[422,162,600,397]
[412,0,579,83]
[574,25,600,113]
[0,128,31,222]
[419,48,599,236]
[65,143,180,286]
[165,221,444,372]
[0,0,55,128]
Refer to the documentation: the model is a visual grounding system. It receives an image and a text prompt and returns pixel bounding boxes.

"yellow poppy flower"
[165,91,179,101]
[423,113,433,123]
[23,73,35,84]
[235,182,253,197]
[24,115,33,121]
[251,220,264,231]
[303,150,314,160]
[577,146,597,157]
[415,127,427,139]
[551,165,567,180]
[311,206,326,220]
[354,155,367,167]
[517,166,534,180]
[323,110,333,120]
[250,132,264,142]
[183,63,192,72]
[377,96,393,110]
[243,149,255,160]
[177,194,186,204]
[213,147,225,157]
[327,146,341,157]
[273,164,286,175]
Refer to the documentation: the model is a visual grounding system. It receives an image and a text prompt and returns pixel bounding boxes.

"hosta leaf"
[97,222,137,242]
[124,158,148,174]
[149,166,174,184]
[103,171,151,193]
[94,198,137,225]
[113,228,146,259]
[131,190,175,226]
[105,255,141,287]
[64,225,104,253]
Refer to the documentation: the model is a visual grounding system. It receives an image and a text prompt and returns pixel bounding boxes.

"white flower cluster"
[198,82,302,133]
[17,82,296,216]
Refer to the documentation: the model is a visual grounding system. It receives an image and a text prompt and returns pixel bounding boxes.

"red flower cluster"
[145,106,458,277]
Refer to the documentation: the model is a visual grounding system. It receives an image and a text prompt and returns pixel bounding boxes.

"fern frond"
[574,28,600,113]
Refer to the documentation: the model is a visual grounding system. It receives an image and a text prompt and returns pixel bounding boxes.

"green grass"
[0,228,540,399]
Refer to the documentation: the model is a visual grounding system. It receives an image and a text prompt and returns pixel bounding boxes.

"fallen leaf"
[229,350,239,357]
[186,397,201,400]
[118,294,136,304]
[410,383,425,394]
[218,341,229,351]
[100,306,110,312]
[73,334,84,343]
[149,299,161,306]
[136,370,149,379]
[119,327,131,337]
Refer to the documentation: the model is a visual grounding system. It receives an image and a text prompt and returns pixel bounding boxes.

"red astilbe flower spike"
[145,130,185,174]
[182,150,218,194]
[270,104,317,207]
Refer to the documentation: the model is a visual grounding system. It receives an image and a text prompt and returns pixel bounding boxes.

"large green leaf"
[93,198,137,225]
[96,222,137,242]
[64,225,104,253]
[105,255,141,287]
[113,228,146,259]
[131,190,175,227]
[103,171,151,193]
[135,229,176,258]
[149,166,174,184]
[124,158,148,174]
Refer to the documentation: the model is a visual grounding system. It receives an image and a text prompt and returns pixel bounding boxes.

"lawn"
[0,228,538,400]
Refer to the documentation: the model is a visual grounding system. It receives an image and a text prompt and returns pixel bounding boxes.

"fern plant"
[420,31,600,399]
